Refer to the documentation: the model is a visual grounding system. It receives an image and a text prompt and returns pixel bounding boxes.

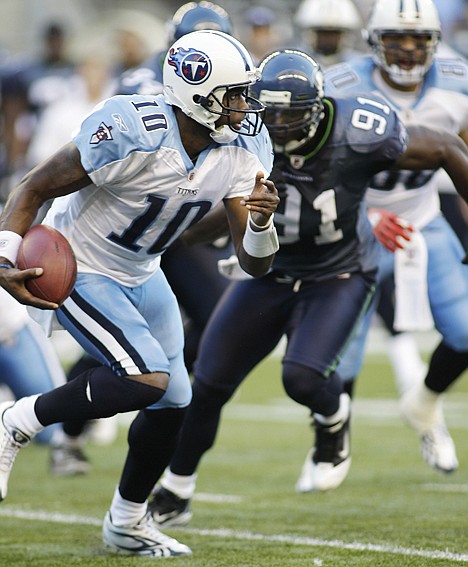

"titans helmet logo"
[167,47,212,85]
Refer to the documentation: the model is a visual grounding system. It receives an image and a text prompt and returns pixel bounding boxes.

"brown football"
[16,225,77,305]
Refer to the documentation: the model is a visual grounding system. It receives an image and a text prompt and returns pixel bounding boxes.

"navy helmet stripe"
[205,30,252,71]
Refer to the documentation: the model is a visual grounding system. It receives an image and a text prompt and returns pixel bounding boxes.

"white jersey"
[43,94,274,286]
[325,55,468,228]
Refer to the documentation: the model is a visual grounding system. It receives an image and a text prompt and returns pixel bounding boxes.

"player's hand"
[240,171,280,227]
[0,264,58,309]
[368,208,414,252]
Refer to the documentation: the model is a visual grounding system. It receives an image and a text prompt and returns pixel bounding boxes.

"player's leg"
[1,272,171,496]
[287,272,376,492]
[149,274,291,526]
[400,216,468,473]
[161,239,233,373]
[376,273,428,395]
[49,353,100,476]
[0,320,65,445]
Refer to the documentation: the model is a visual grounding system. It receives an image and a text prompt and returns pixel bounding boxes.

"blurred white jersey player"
[326,0,468,473]
[294,0,364,67]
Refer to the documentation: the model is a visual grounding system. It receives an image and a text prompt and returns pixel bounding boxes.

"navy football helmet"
[251,49,325,152]
[167,1,233,44]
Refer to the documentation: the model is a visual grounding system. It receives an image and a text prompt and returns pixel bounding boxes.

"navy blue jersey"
[271,94,407,280]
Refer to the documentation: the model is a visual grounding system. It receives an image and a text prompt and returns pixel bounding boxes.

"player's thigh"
[425,217,468,349]
[285,272,376,375]
[194,274,291,388]
[336,291,379,381]
[56,272,177,376]
[57,271,191,407]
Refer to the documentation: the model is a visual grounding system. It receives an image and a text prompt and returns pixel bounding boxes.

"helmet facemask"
[371,30,440,86]
[261,95,324,152]
[251,50,326,153]
[365,0,441,87]
[194,84,265,142]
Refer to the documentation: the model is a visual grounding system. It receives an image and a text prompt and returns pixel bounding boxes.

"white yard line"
[0,506,467,562]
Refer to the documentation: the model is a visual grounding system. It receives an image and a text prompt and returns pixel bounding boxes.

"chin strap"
[210,125,239,144]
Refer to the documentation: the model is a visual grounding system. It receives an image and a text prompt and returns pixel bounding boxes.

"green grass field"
[1,351,467,566]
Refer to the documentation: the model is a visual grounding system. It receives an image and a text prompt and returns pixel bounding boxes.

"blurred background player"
[0,22,75,197]
[147,47,468,525]
[293,0,364,67]
[327,0,468,473]
[0,284,88,478]
[242,6,278,64]
[0,287,67,447]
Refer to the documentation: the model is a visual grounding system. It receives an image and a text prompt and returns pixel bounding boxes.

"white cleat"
[296,393,351,492]
[400,384,458,474]
[0,401,31,501]
[102,511,192,557]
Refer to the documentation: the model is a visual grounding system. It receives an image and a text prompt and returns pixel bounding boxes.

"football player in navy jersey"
[147,48,468,526]
[326,0,468,474]
[0,30,279,557]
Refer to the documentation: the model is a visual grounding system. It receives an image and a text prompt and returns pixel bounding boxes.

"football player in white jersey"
[326,0,468,474]
[0,30,279,557]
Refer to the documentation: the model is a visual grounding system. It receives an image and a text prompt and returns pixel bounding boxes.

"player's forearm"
[440,136,468,204]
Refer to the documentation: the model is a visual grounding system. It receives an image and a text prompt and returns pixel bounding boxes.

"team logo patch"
[112,113,129,132]
[289,155,305,169]
[167,47,211,85]
[90,122,113,144]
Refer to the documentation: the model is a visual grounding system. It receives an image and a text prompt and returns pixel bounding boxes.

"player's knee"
[446,333,468,353]
[130,371,169,392]
[89,368,167,415]
[192,377,236,410]
[282,362,324,405]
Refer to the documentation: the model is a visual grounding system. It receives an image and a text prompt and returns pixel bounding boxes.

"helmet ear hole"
[193,94,212,107]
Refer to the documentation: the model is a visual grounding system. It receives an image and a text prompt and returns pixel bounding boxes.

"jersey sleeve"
[72,95,168,186]
[334,94,408,164]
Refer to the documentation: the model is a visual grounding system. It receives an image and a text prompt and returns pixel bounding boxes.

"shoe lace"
[139,514,179,546]
[0,430,21,473]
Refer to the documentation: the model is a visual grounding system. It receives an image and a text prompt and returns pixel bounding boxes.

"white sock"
[388,333,427,396]
[50,428,85,449]
[161,469,197,500]
[3,395,44,438]
[314,393,350,426]
[109,486,147,527]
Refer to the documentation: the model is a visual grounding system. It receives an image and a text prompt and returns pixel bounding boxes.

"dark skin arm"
[396,125,468,203]
[0,142,91,308]
[225,171,279,278]
[0,143,279,304]
[180,202,229,246]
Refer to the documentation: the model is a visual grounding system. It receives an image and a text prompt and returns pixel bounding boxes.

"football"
[16,225,77,305]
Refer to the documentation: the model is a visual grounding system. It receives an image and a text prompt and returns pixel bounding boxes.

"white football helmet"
[163,30,264,143]
[366,0,441,86]
[294,0,362,31]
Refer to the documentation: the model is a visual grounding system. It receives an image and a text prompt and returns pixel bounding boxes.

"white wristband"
[248,212,274,231]
[0,230,22,265]
[242,216,279,258]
